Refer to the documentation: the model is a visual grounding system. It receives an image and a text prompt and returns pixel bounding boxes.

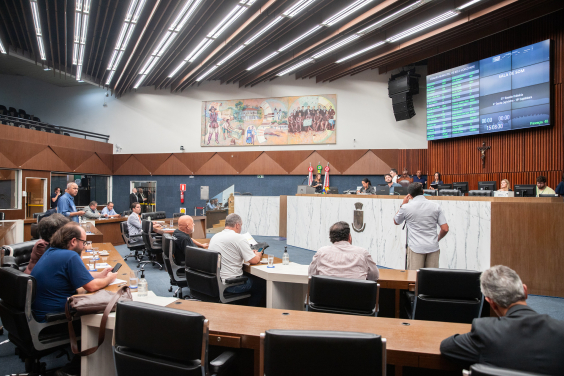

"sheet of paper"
[95,263,111,269]
[109,279,127,286]
[82,256,93,259]
[242,232,257,245]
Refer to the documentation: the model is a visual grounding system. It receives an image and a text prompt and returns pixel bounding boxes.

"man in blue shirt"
[57,183,84,223]
[412,170,427,186]
[101,201,120,218]
[385,174,402,195]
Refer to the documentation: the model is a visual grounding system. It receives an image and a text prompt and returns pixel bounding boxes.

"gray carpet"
[1,235,563,375]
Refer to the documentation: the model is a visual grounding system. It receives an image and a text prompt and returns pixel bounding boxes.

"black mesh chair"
[162,234,187,298]
[184,246,250,303]
[120,221,145,261]
[408,268,484,323]
[306,275,380,316]
[1,240,38,271]
[0,267,79,373]
[139,220,163,270]
[464,364,546,376]
[261,329,386,376]
[114,301,236,376]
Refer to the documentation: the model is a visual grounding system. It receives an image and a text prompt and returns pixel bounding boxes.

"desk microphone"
[301,177,308,185]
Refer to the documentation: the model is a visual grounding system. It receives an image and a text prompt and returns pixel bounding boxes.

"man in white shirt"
[393,182,449,269]
[101,202,120,218]
[208,213,265,306]
[127,202,143,237]
[390,168,399,184]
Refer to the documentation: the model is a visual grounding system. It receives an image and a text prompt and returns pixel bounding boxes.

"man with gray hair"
[208,213,265,306]
[83,201,101,219]
[440,265,564,374]
[57,182,85,223]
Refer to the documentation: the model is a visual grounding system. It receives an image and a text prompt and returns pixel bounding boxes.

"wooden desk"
[94,217,127,246]
[80,243,132,291]
[0,220,24,247]
[23,218,36,241]
[155,217,208,241]
[206,209,228,229]
[167,299,467,376]
[85,226,104,243]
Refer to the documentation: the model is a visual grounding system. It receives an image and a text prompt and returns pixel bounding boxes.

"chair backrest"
[308,275,379,316]
[141,211,165,220]
[439,189,461,196]
[466,364,546,376]
[262,330,385,376]
[173,213,184,218]
[185,246,220,298]
[120,221,130,243]
[2,240,38,269]
[141,220,159,251]
[161,234,175,279]
[413,268,483,323]
[0,212,4,220]
[114,301,207,376]
[33,211,46,219]
[122,210,132,216]
[142,219,152,234]
[0,267,35,343]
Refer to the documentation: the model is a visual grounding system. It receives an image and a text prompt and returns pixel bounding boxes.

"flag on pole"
[307,163,313,185]
[323,164,330,192]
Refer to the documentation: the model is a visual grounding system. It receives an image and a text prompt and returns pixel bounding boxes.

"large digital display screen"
[426,40,551,140]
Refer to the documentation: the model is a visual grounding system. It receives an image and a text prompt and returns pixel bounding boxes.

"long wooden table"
[80,243,132,290]
[85,225,104,243]
[93,217,127,246]
[167,299,468,376]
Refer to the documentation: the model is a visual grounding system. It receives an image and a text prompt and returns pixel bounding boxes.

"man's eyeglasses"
[76,238,88,246]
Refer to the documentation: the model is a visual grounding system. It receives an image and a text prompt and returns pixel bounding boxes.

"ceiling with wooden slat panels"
[2,0,558,96]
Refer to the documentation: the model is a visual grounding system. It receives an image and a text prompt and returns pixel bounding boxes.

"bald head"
[178,215,194,235]
[67,182,78,197]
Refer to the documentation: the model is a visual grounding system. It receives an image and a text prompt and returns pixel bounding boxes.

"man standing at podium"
[393,182,449,269]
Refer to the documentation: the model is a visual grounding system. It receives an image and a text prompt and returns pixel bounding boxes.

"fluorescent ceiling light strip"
[37,37,46,60]
[168,60,187,77]
[80,14,89,44]
[278,25,321,51]
[312,34,360,59]
[358,0,421,34]
[140,56,155,75]
[170,0,195,30]
[217,45,245,65]
[122,24,136,50]
[74,13,81,42]
[207,6,242,38]
[157,33,176,56]
[244,16,282,45]
[83,0,91,13]
[145,57,160,76]
[277,58,314,76]
[457,0,481,10]
[336,41,385,62]
[76,65,83,80]
[322,0,373,26]
[283,0,315,17]
[105,70,116,85]
[172,0,202,31]
[76,0,82,11]
[247,51,279,70]
[196,65,218,81]
[78,44,85,64]
[112,50,125,70]
[386,10,458,42]
[0,39,6,54]
[187,38,213,62]
[211,6,247,39]
[30,1,46,60]
[125,0,138,22]
[133,74,146,89]
[132,0,146,23]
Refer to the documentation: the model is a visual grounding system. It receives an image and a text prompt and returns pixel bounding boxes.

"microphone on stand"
[301,177,308,185]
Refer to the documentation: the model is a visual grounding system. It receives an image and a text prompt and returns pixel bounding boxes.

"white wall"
[0,67,428,153]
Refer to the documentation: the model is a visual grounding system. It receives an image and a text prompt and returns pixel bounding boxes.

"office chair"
[139,220,163,270]
[120,222,145,261]
[0,268,80,373]
[114,301,236,376]
[141,211,166,220]
[0,105,7,115]
[261,329,386,376]
[33,212,46,219]
[184,246,251,304]
[162,234,188,298]
[0,211,4,220]
[469,190,493,197]
[439,189,462,196]
[122,210,132,216]
[408,268,484,323]
[9,107,18,117]
[1,240,39,271]
[172,213,184,224]
[306,275,380,316]
[463,364,546,376]
[423,189,438,196]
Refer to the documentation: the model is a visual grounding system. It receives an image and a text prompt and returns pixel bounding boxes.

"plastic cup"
[129,271,139,289]
[88,259,96,271]
[267,255,274,268]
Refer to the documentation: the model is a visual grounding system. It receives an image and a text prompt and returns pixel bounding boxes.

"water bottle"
[282,247,289,265]
[137,270,148,297]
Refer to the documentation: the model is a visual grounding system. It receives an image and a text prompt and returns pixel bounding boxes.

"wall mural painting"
[201,94,337,146]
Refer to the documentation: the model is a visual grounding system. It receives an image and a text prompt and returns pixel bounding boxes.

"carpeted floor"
[1,235,563,374]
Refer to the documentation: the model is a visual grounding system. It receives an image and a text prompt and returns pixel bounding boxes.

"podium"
[297,185,316,194]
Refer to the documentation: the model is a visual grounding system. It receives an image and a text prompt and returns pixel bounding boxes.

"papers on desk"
[85,232,94,235]
[109,279,127,286]
[242,232,257,245]
[95,263,111,269]
[82,255,93,259]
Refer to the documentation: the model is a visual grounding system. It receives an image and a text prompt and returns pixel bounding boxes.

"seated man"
[155,215,209,265]
[208,213,265,306]
[127,202,143,237]
[25,214,70,274]
[384,174,402,195]
[206,200,216,210]
[440,265,564,374]
[308,221,379,280]
[31,222,117,322]
[83,201,101,220]
[101,201,120,218]
[536,175,556,196]
[357,178,375,194]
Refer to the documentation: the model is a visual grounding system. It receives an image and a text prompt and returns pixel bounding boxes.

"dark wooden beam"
[19,0,37,61]
[45,0,56,72]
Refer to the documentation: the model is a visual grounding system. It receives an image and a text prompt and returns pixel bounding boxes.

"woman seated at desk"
[429,172,444,189]
[311,174,323,193]
[498,179,512,191]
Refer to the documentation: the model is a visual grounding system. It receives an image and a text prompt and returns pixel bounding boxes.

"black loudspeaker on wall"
[388,69,420,121]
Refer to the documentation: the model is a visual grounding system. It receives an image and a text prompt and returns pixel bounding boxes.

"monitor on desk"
[493,191,515,197]
[327,187,339,194]
[478,181,497,191]
[539,194,558,197]
[437,184,453,190]
[514,185,536,197]
[297,185,316,194]
[394,186,408,195]
[376,185,390,195]
[453,182,469,194]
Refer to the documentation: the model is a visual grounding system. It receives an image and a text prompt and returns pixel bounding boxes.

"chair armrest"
[1,256,19,270]
[129,234,142,239]
[210,350,236,376]
[225,276,248,285]
[45,312,67,322]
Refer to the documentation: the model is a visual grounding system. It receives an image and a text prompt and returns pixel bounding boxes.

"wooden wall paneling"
[112,154,132,172]
[174,153,216,173]
[217,151,263,173]
[194,154,238,175]
[342,150,391,175]
[74,154,113,175]
[113,156,151,175]
[96,153,114,172]
[398,149,428,174]
[316,150,368,173]
[134,153,173,174]
[50,146,95,171]
[21,147,72,172]
[153,155,194,175]
[239,153,288,175]
[264,151,314,173]
[371,149,399,171]
[0,140,48,168]
[0,151,17,169]
[288,151,341,175]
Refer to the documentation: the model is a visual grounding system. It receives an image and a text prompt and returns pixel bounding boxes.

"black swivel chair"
[439,189,462,196]
[120,221,145,261]
[306,275,380,316]
[162,234,188,298]
[184,246,251,304]
[0,105,7,115]
[464,364,546,376]
[122,210,132,216]
[9,107,18,117]
[408,268,484,323]
[114,301,236,376]
[139,220,163,270]
[141,211,166,220]
[1,240,38,271]
[261,329,386,376]
[0,268,79,373]
[0,212,4,220]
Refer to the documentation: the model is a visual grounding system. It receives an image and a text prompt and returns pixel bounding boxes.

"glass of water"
[85,241,93,252]
[88,259,96,271]
[86,222,91,232]
[130,271,139,289]
[267,255,274,268]
[170,219,174,227]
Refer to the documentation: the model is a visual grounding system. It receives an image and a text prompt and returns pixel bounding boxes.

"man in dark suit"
[440,265,564,375]
[129,188,138,207]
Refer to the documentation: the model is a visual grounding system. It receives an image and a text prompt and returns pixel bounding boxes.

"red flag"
[323,164,330,191]
[308,163,313,185]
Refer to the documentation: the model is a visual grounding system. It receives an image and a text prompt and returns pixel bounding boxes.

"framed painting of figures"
[201,94,336,146]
